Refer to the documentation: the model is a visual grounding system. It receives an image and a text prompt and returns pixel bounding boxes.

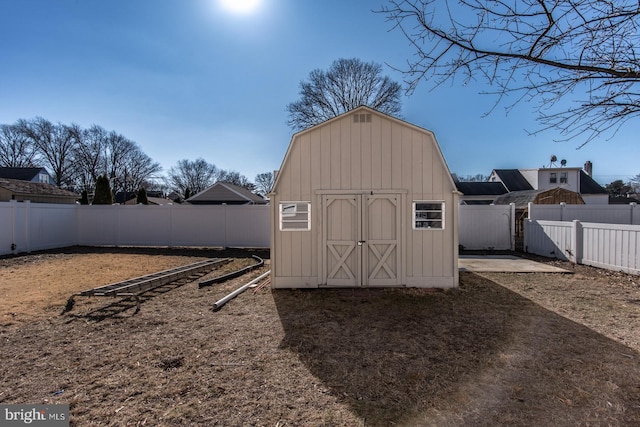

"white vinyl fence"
[524,219,640,275]
[529,202,639,224]
[1,200,270,256]
[458,204,515,250]
[3,200,639,275]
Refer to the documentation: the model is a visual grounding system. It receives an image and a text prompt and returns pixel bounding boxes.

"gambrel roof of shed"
[493,187,585,209]
[272,106,457,192]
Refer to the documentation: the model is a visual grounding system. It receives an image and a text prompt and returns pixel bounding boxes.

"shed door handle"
[357,240,366,246]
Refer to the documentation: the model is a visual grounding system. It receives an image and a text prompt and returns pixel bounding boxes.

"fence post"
[571,219,583,264]
[10,199,17,254]
[560,202,566,221]
[527,202,534,220]
[168,203,173,248]
[509,203,516,251]
[24,200,31,253]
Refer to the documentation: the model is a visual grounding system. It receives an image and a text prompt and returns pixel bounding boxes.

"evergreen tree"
[79,190,89,205]
[93,174,114,205]
[136,187,149,205]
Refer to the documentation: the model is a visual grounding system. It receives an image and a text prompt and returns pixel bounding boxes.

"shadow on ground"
[273,273,640,426]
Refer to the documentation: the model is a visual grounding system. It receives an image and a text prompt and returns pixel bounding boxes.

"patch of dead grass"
[0,248,639,426]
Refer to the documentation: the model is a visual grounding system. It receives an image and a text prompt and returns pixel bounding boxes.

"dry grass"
[1,247,640,426]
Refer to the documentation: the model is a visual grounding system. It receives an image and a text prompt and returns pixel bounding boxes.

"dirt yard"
[1,247,640,426]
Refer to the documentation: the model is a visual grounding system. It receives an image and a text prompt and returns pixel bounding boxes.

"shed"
[494,187,585,245]
[269,106,459,289]
[493,187,585,209]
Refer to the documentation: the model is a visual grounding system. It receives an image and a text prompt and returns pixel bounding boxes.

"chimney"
[584,160,593,177]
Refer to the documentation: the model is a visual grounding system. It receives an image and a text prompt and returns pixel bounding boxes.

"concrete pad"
[459,255,571,273]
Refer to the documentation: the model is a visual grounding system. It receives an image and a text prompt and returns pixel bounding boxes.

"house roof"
[0,167,48,181]
[579,171,608,194]
[455,181,508,196]
[0,178,77,199]
[123,196,177,205]
[187,182,267,204]
[492,169,534,192]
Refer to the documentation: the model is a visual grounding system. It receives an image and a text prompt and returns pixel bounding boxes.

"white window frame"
[279,202,311,231]
[560,172,568,184]
[550,172,557,184]
[412,201,445,230]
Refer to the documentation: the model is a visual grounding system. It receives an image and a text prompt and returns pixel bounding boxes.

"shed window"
[413,201,444,229]
[279,202,311,231]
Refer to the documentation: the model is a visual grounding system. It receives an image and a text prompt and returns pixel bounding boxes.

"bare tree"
[629,174,640,194]
[122,148,162,194]
[381,0,640,145]
[69,124,107,193]
[0,121,37,167]
[218,170,255,191]
[70,126,161,197]
[254,172,274,196]
[454,173,490,183]
[287,58,403,131]
[22,117,77,187]
[166,158,220,195]
[104,131,137,192]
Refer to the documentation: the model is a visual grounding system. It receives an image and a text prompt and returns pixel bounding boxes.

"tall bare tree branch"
[287,58,403,131]
[380,0,640,144]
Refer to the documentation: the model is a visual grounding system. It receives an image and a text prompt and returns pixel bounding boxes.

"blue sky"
[0,0,637,185]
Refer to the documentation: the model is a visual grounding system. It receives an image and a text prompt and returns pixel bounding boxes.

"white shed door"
[323,194,401,287]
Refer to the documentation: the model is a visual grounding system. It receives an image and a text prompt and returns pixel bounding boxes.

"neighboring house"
[0,178,78,204]
[455,181,508,205]
[123,196,177,205]
[186,182,268,205]
[167,191,184,203]
[0,167,55,185]
[488,162,608,204]
[270,106,459,289]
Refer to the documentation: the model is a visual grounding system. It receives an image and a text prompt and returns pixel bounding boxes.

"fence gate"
[322,193,401,287]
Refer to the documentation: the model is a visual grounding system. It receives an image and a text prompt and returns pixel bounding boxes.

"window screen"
[279,202,311,231]
[413,202,444,229]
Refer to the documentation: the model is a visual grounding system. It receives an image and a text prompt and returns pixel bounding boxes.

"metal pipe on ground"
[199,255,264,288]
[213,270,271,312]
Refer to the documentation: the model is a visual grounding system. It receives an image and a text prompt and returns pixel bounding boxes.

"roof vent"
[353,113,371,123]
